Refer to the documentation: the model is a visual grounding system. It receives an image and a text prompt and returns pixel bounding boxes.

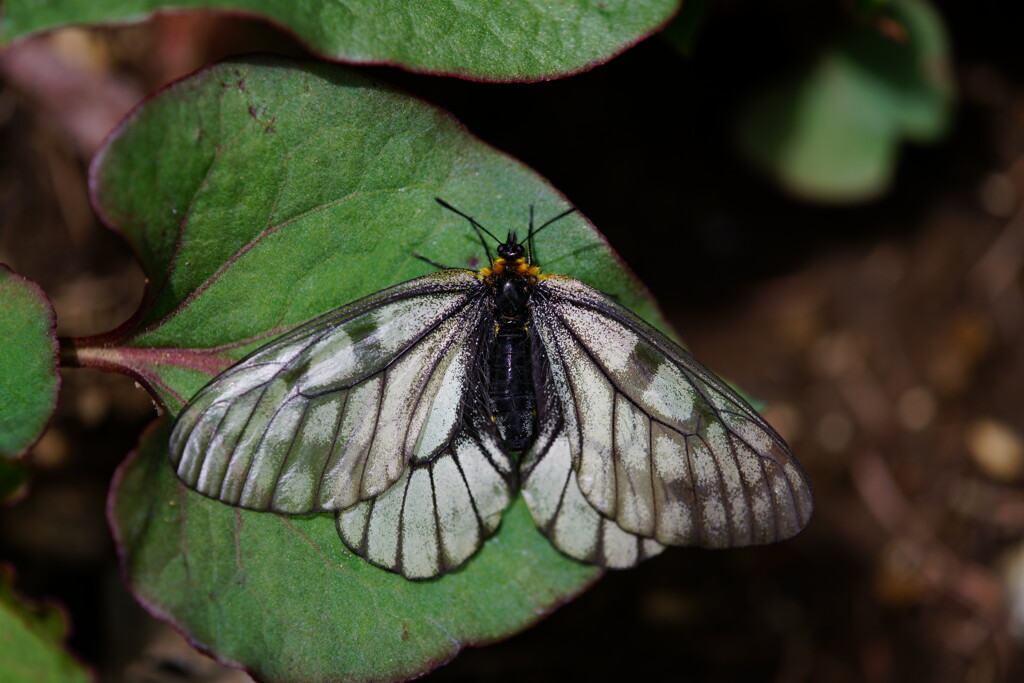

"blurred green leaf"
[0,266,59,459]
[736,0,953,203]
[94,56,673,681]
[0,459,29,503]
[661,0,710,56]
[0,567,90,683]
[1,0,680,82]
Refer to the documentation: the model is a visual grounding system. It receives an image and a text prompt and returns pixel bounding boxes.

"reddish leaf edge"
[0,264,61,460]
[107,418,606,683]
[2,5,680,84]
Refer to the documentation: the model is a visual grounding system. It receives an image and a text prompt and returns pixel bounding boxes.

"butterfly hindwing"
[523,275,812,560]
[169,270,493,516]
[336,379,515,579]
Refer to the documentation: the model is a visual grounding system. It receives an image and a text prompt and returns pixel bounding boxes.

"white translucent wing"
[169,270,492,515]
[336,384,515,579]
[526,275,812,558]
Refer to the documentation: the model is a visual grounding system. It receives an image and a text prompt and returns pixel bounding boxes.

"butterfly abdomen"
[487,265,538,451]
[488,320,536,450]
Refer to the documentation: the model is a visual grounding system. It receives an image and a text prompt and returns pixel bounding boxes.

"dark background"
[1,2,1022,681]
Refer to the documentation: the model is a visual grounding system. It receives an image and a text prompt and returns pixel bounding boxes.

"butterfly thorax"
[481,249,541,452]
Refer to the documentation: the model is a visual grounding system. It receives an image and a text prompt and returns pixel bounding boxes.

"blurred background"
[1,1,1023,680]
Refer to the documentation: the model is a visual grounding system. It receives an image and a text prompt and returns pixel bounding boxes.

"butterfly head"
[435,197,575,280]
[497,232,526,261]
[483,234,540,279]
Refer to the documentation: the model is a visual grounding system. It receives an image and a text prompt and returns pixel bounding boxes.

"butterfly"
[169,199,813,579]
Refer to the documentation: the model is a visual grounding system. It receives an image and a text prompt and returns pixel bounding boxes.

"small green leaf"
[0,567,90,683]
[94,57,666,680]
[1,0,680,82]
[736,0,953,203]
[0,266,59,459]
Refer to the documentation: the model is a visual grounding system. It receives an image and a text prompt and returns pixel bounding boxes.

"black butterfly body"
[169,204,813,579]
[484,234,544,450]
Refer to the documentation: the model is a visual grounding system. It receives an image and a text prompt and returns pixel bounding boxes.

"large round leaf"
[1,0,680,82]
[95,57,669,680]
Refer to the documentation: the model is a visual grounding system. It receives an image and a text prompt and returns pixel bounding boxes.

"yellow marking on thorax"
[515,258,542,277]
[479,257,542,280]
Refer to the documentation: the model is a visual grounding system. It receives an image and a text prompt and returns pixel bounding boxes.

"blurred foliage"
[661,0,711,56]
[736,0,953,203]
[0,460,29,503]
[0,567,90,683]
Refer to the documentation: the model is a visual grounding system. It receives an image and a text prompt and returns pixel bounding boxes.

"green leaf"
[0,266,59,460]
[736,0,953,203]
[0,567,90,683]
[94,56,668,680]
[1,0,680,82]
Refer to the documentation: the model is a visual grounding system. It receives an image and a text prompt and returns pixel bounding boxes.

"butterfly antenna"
[436,198,499,263]
[412,253,452,270]
[527,204,536,265]
[531,207,577,237]
[528,206,577,267]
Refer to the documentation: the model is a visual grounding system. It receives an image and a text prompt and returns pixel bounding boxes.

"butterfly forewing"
[169,270,489,515]
[523,274,812,557]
